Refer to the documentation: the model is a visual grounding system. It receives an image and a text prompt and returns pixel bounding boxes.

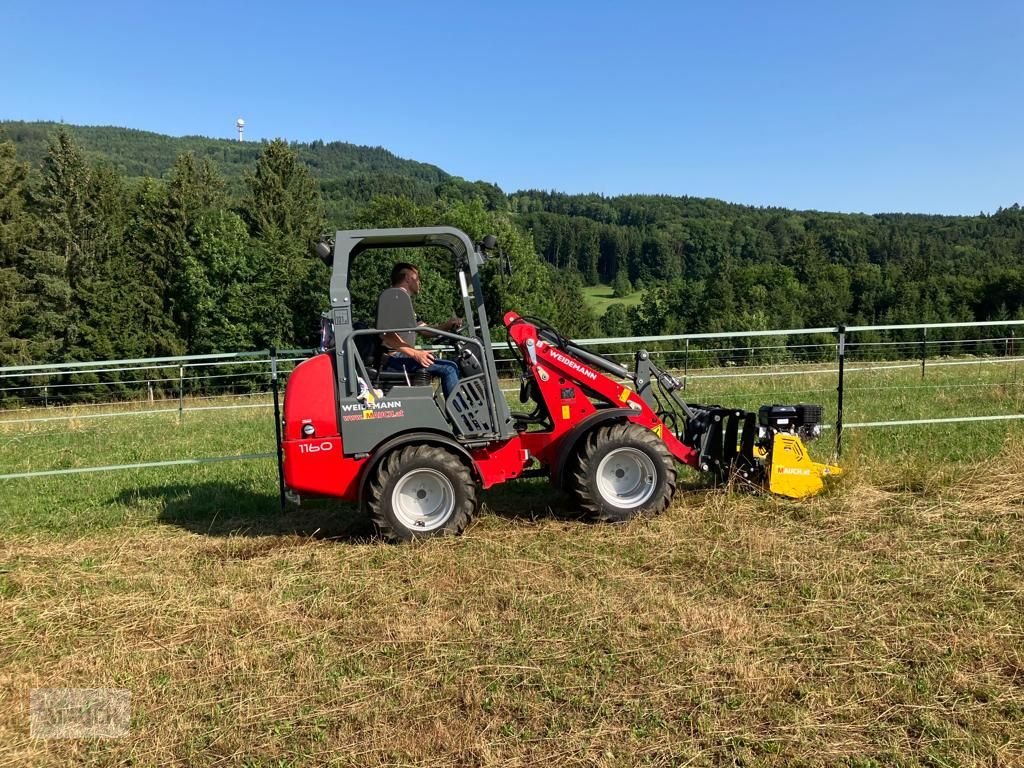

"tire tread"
[367,444,479,542]
[570,422,676,522]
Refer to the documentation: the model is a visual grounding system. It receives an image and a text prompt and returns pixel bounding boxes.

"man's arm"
[382,317,460,366]
[417,317,464,336]
[382,331,434,367]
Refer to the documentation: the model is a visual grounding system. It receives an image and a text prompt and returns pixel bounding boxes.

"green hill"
[0,120,458,223]
[0,120,447,183]
[3,119,1022,347]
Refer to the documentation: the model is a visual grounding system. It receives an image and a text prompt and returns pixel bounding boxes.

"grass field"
[1,361,1023,766]
[581,284,644,316]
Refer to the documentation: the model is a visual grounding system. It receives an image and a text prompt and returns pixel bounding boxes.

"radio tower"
[236,118,245,142]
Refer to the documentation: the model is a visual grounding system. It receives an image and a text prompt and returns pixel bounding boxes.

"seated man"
[378,262,463,398]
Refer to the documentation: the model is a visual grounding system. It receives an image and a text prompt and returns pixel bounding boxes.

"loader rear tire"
[367,445,480,542]
[570,422,676,523]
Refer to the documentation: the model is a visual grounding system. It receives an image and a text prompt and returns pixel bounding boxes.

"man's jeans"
[385,356,460,398]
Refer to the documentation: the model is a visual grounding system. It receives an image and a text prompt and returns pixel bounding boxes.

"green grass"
[1,363,1023,766]
[581,283,643,316]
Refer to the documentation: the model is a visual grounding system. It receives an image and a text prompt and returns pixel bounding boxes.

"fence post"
[43,385,48,408]
[835,325,845,458]
[271,348,286,513]
[920,327,928,379]
[178,365,184,420]
[683,338,689,391]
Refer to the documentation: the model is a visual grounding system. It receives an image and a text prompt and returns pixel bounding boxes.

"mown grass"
[1,362,1023,766]
[581,284,643,316]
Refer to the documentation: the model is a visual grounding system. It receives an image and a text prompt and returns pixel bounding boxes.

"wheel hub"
[596,448,657,509]
[392,469,456,531]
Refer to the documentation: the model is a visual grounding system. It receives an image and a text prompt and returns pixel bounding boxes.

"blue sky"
[3,1,1021,214]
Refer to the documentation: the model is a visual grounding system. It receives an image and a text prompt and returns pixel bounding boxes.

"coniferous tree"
[121,177,187,357]
[611,270,633,298]
[179,210,255,352]
[72,163,131,360]
[242,139,325,348]
[31,129,86,360]
[36,140,140,362]
[160,153,230,344]
[0,140,34,364]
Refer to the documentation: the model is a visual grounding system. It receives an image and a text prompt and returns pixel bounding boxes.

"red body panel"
[282,353,366,500]
[283,354,338,440]
[469,437,530,488]
[283,437,365,500]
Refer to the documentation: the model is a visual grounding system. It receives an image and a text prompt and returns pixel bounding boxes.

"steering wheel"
[445,324,485,378]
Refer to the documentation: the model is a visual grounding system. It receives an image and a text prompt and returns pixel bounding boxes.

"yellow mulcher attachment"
[764,432,843,498]
[680,402,842,498]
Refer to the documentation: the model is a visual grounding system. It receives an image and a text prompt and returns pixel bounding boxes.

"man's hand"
[409,349,435,367]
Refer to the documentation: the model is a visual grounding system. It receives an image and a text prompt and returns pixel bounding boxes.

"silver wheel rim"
[391,469,456,532]
[596,448,657,509]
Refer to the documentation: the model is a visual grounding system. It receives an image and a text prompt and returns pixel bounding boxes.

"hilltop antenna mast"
[236,118,245,142]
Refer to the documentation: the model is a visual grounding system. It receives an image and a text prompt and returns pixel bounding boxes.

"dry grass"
[2,439,1023,766]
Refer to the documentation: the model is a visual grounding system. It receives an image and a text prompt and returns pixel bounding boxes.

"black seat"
[351,323,430,388]
[372,352,431,388]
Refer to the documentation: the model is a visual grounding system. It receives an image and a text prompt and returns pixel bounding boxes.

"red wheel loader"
[280,227,840,541]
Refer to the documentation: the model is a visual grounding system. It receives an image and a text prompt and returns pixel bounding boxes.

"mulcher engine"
[759,403,823,442]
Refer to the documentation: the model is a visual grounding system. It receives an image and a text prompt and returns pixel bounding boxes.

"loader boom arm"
[506,312,699,467]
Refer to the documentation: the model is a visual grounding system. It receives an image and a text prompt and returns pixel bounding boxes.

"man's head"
[390,262,421,295]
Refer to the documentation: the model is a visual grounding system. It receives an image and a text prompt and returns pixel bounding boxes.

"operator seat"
[372,287,431,389]
[349,322,429,389]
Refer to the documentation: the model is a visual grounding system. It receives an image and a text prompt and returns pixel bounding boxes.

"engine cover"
[758,404,823,442]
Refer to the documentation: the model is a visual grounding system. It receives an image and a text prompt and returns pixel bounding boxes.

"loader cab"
[317,227,515,453]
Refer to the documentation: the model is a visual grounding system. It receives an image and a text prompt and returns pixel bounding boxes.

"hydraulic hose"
[562,342,632,380]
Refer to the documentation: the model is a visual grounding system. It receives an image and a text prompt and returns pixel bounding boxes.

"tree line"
[511,192,1024,338]
[0,128,595,373]
[2,121,1022,375]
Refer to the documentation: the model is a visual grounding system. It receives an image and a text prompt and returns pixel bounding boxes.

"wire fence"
[1,319,1022,481]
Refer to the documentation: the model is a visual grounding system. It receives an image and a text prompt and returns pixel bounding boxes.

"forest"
[1,120,1022,369]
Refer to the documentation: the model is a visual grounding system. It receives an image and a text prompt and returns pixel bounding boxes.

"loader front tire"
[367,445,480,542]
[570,422,676,523]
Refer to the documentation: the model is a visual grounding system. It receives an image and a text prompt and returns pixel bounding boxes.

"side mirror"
[474,234,499,266]
[314,240,333,265]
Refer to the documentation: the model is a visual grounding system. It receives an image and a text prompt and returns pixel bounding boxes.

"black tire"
[569,422,677,523]
[366,444,480,542]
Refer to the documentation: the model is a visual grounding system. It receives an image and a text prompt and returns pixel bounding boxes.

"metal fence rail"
[0,453,276,481]
[1,319,1022,482]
